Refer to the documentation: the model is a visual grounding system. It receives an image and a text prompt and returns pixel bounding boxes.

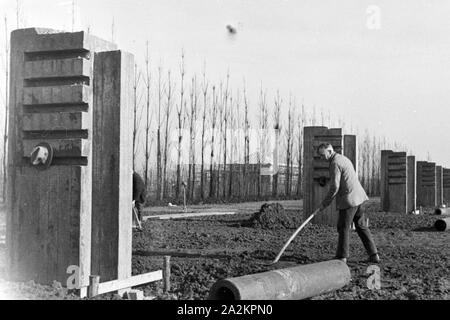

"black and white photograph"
[0,0,449,305]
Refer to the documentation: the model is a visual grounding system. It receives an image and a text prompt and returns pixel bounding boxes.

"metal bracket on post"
[30,142,53,170]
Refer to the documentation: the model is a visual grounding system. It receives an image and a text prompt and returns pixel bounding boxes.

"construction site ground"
[0,198,449,300]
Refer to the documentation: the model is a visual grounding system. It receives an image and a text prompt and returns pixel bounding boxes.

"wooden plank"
[143,211,236,221]
[24,58,91,79]
[23,139,89,158]
[163,257,171,293]
[388,177,406,184]
[388,172,407,178]
[388,164,407,171]
[22,112,89,131]
[23,85,90,105]
[313,140,343,148]
[15,29,116,53]
[97,270,163,295]
[91,51,133,283]
[387,158,407,164]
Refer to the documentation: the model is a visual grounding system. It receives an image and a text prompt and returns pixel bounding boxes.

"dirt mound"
[250,203,301,230]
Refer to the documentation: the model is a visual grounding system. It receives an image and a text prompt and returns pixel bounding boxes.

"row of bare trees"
[0,19,411,204]
[127,50,411,204]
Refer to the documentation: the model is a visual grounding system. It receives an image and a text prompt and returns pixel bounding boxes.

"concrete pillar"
[380,150,393,211]
[91,51,134,283]
[416,161,437,207]
[406,156,416,213]
[436,166,443,207]
[380,151,407,213]
[344,135,357,174]
[303,127,343,227]
[443,168,450,206]
[6,28,116,295]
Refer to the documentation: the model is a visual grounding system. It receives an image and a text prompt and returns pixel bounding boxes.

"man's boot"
[368,253,380,263]
[334,257,347,263]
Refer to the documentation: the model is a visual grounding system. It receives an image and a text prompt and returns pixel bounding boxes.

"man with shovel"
[133,171,146,229]
[317,143,380,264]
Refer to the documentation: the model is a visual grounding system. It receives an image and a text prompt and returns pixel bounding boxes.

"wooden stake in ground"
[163,256,171,293]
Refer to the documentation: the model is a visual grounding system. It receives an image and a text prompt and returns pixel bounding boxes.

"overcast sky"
[1,0,450,167]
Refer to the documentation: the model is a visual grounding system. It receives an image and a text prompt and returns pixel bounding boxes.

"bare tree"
[162,71,174,199]
[143,41,152,187]
[132,63,141,170]
[209,85,218,199]
[222,73,230,198]
[156,65,164,200]
[272,90,281,197]
[296,104,305,197]
[200,64,209,200]
[228,93,236,198]
[217,82,224,198]
[285,95,295,196]
[320,107,325,126]
[71,0,75,31]
[243,82,250,199]
[370,135,377,196]
[111,17,115,43]
[311,105,317,126]
[188,76,199,200]
[258,85,268,197]
[16,0,22,29]
[175,50,186,199]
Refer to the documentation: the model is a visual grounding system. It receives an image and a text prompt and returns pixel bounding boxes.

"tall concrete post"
[380,151,407,213]
[380,150,393,211]
[443,168,450,206]
[343,135,357,174]
[91,51,134,283]
[5,28,124,296]
[303,127,343,227]
[416,161,437,207]
[436,166,443,207]
[406,156,416,213]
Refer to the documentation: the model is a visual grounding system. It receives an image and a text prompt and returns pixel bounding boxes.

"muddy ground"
[0,198,449,300]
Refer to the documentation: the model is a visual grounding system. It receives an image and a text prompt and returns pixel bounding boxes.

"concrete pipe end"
[434,219,448,232]
[435,208,442,215]
[208,279,240,300]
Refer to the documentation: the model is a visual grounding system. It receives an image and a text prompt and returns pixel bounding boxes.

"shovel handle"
[271,208,320,264]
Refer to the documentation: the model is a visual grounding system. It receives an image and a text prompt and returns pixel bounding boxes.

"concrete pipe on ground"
[208,260,350,300]
[435,217,450,231]
[434,207,450,215]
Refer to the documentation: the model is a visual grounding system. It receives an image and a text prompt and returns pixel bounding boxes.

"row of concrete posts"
[380,151,450,213]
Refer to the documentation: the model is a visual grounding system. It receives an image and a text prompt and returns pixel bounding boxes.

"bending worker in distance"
[316,143,380,264]
[133,171,147,225]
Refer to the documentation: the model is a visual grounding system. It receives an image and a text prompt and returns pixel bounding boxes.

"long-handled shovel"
[132,201,143,231]
[268,208,320,265]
